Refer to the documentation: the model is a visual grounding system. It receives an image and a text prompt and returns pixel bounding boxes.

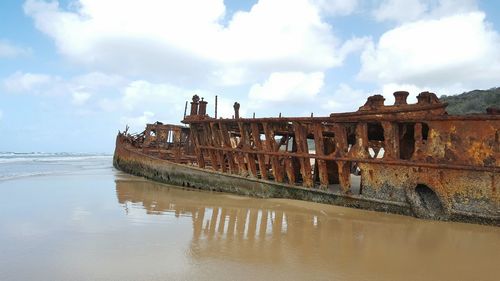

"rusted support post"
[313,123,329,189]
[219,122,237,174]
[290,136,301,181]
[233,123,248,176]
[293,122,313,188]
[382,121,397,160]
[183,101,188,119]
[353,122,369,158]
[233,102,240,119]
[238,122,258,178]
[190,124,205,168]
[202,123,219,171]
[174,127,182,163]
[332,124,348,156]
[190,95,200,116]
[337,161,351,193]
[235,149,247,175]
[332,124,349,192]
[284,156,296,184]
[414,122,423,160]
[263,122,284,182]
[210,122,227,172]
[199,98,208,116]
[156,126,162,158]
[143,127,151,149]
[214,95,218,119]
[250,123,268,180]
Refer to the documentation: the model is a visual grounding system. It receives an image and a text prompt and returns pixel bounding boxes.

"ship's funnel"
[394,91,409,105]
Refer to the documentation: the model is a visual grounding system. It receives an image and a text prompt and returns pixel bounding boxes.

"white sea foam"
[0,152,113,180]
[0,152,111,163]
[0,155,111,164]
[0,171,55,181]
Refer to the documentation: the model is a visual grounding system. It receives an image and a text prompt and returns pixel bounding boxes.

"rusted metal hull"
[114,134,498,226]
[114,92,499,226]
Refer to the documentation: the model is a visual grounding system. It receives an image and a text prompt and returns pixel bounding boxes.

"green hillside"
[440,87,500,115]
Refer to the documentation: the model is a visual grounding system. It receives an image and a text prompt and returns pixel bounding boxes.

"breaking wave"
[0,152,113,181]
[0,152,111,164]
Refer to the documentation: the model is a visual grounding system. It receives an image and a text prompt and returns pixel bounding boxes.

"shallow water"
[0,157,498,281]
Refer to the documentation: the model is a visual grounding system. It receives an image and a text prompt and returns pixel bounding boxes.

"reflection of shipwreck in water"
[114,91,499,225]
[115,179,498,270]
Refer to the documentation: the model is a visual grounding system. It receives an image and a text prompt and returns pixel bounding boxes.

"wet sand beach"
[0,156,498,281]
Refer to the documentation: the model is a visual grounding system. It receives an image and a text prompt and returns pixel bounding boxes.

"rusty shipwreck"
[113,91,500,225]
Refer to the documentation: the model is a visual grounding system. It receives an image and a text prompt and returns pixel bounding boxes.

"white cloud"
[121,111,155,130]
[114,80,221,128]
[321,83,370,112]
[359,12,500,89]
[71,91,91,105]
[116,79,229,129]
[72,72,125,89]
[249,72,324,103]
[0,110,3,121]
[373,0,479,23]
[338,36,372,60]
[3,71,58,93]
[1,69,215,124]
[121,80,193,112]
[376,82,468,106]
[320,82,471,115]
[23,0,353,86]
[428,0,478,18]
[2,71,125,99]
[0,40,31,58]
[97,98,117,112]
[215,96,242,119]
[313,0,359,16]
[373,0,428,23]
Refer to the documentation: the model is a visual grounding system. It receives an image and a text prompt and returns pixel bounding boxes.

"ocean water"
[0,152,112,181]
[0,153,498,281]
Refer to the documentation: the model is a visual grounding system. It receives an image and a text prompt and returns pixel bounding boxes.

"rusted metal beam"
[183,114,500,125]
[293,122,313,188]
[313,123,329,189]
[219,122,237,174]
[238,122,258,178]
[337,160,351,193]
[210,122,227,173]
[196,145,499,172]
[284,156,296,184]
[382,121,397,160]
[202,123,220,171]
[190,124,205,168]
[263,123,284,182]
[250,123,268,180]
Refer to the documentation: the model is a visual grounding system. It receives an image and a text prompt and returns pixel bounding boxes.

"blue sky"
[1,0,499,153]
